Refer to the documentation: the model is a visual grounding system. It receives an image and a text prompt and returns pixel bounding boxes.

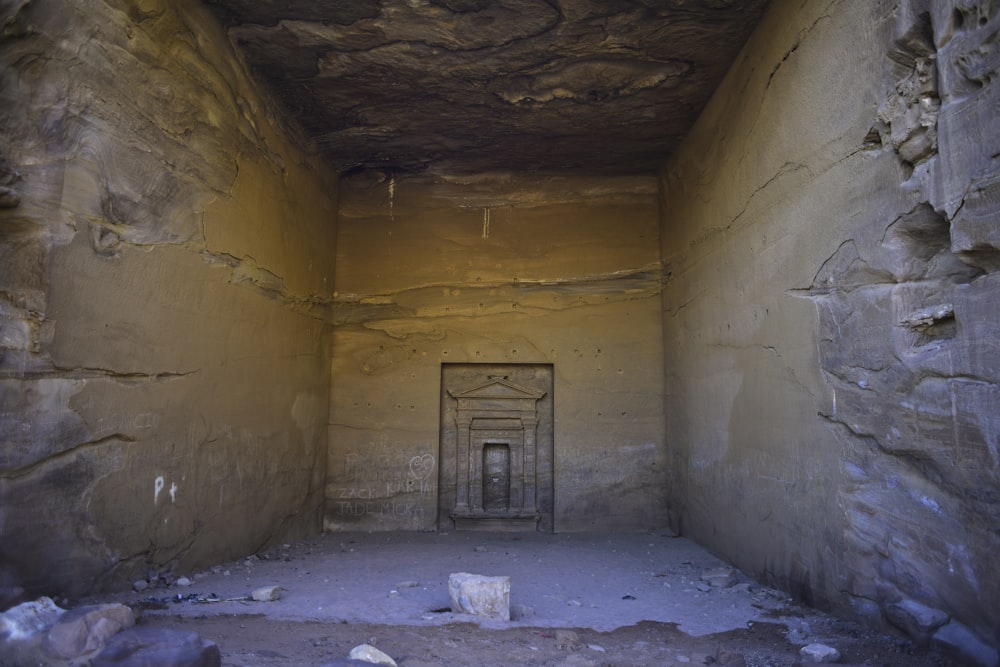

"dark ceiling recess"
[205,0,770,176]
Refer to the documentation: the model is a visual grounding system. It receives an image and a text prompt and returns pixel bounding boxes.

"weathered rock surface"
[660,0,999,661]
[2,1,998,665]
[44,603,135,659]
[448,572,510,621]
[0,598,219,667]
[0,0,338,597]
[932,620,1000,667]
[0,598,65,642]
[810,2,1000,656]
[883,597,949,645]
[799,643,840,663]
[347,643,398,667]
[93,627,221,667]
[203,0,769,175]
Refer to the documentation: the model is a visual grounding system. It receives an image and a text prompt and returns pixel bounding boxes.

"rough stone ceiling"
[204,0,770,176]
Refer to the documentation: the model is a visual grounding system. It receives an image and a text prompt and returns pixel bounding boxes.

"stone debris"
[251,585,283,602]
[348,643,398,666]
[0,597,65,641]
[1,598,219,667]
[931,620,1000,667]
[883,597,949,643]
[448,572,510,621]
[93,626,221,667]
[44,603,135,659]
[175,577,192,587]
[799,643,841,663]
[132,580,148,592]
[700,568,737,588]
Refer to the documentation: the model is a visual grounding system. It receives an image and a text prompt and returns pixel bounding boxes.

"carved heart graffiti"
[409,453,435,480]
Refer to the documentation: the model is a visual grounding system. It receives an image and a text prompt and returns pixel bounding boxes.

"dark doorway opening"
[483,443,511,511]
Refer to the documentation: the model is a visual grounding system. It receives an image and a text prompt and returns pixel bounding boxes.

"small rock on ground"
[800,642,841,663]
[700,568,737,588]
[448,572,510,621]
[0,597,65,640]
[348,643,398,666]
[251,586,283,602]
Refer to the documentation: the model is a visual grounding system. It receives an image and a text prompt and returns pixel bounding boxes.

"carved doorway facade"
[439,364,554,532]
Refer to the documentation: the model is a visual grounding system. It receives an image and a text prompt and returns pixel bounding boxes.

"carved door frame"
[439,364,554,532]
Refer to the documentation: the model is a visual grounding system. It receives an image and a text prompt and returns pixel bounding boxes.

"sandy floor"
[83,531,955,666]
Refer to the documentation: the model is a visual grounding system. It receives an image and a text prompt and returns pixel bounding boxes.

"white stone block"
[448,572,510,621]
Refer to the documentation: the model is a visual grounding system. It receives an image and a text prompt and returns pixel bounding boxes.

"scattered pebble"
[132,580,148,592]
[175,577,192,587]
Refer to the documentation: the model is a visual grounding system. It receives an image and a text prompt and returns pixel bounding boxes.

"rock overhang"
[203,0,770,176]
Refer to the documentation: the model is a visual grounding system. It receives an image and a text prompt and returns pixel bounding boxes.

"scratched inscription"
[333,441,436,522]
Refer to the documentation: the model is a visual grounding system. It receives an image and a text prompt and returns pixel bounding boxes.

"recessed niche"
[439,364,554,532]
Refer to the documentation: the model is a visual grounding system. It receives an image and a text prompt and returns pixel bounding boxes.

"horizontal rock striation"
[0,0,339,597]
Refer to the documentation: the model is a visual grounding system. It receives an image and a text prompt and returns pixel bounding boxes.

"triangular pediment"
[449,377,546,400]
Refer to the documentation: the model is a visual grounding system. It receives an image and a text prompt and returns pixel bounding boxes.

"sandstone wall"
[0,0,338,596]
[327,174,666,532]
[660,0,999,661]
